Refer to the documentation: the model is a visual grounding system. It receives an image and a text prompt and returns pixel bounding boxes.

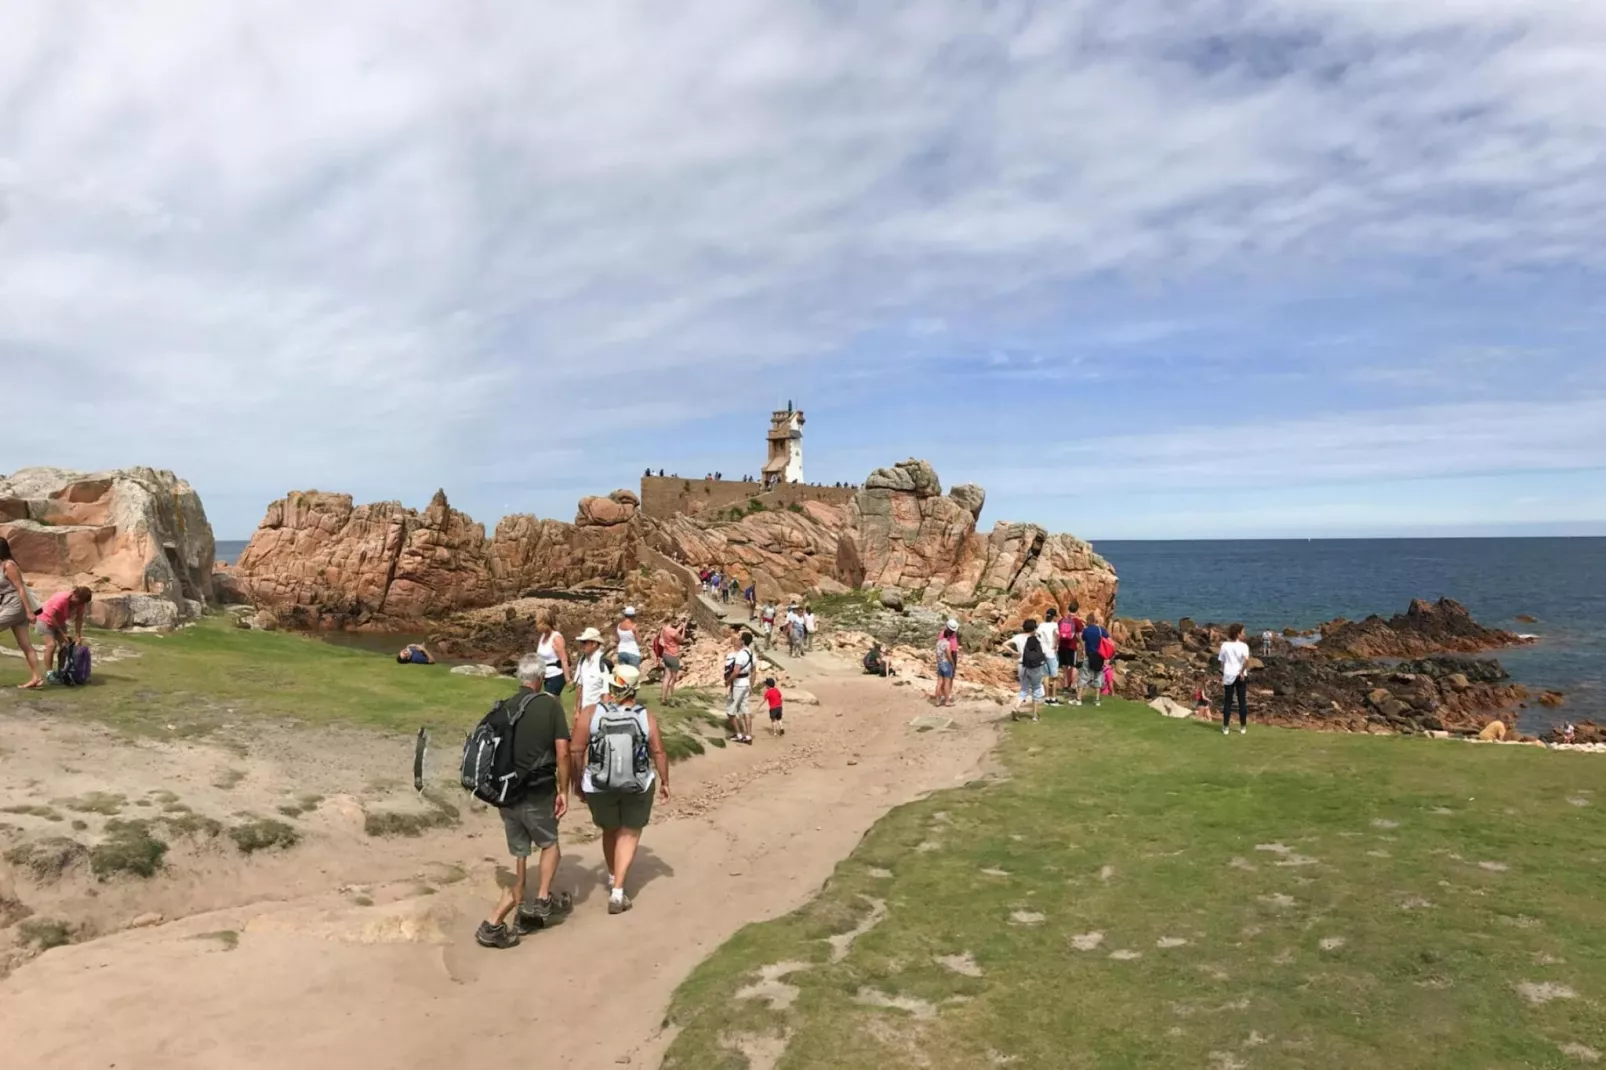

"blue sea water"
[1097,537,1606,731]
[215,540,249,565]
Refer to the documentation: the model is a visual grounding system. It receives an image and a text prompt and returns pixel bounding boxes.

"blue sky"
[2,1,1603,540]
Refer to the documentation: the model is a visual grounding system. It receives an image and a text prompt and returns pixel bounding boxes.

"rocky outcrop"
[0,467,215,628]
[234,490,495,626]
[1317,598,1531,659]
[1110,607,1530,736]
[233,459,1116,630]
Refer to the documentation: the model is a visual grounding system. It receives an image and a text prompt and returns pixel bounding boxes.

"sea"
[215,536,1603,730]
[1098,537,1606,733]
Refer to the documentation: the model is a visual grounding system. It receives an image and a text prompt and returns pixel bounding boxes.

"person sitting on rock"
[36,587,92,680]
[396,643,434,665]
[862,642,891,677]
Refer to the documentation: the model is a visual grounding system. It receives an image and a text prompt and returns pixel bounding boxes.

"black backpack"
[1022,633,1046,670]
[460,693,540,807]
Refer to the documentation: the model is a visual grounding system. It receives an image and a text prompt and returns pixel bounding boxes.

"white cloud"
[2,1,1604,532]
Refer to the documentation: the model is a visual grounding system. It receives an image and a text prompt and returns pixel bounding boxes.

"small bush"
[229,817,300,854]
[159,811,224,839]
[193,930,239,951]
[2,804,62,822]
[18,918,74,950]
[363,790,459,838]
[4,836,89,880]
[61,792,126,816]
[787,502,805,514]
[90,820,168,879]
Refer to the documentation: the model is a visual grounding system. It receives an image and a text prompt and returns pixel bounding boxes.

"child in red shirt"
[762,677,784,737]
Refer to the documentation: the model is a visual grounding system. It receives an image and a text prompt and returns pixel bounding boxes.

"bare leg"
[601,827,619,885]
[488,855,527,926]
[612,827,643,892]
[535,842,560,900]
[11,625,42,688]
[41,633,59,679]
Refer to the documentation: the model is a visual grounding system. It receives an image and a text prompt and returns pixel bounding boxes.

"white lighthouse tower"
[763,401,804,487]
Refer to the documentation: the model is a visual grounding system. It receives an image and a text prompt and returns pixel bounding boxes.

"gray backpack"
[586,704,653,794]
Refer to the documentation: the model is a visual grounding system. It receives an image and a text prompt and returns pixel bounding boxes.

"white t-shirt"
[578,650,610,707]
[1219,640,1251,685]
[1036,620,1059,657]
[1009,632,1030,660]
[725,648,755,687]
[804,612,817,634]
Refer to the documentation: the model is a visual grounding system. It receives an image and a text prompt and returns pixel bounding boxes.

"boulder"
[449,664,502,678]
[1444,673,1471,692]
[1148,696,1194,719]
[880,588,906,611]
[1319,598,1530,659]
[864,459,942,497]
[576,493,638,527]
[0,467,215,628]
[948,483,986,521]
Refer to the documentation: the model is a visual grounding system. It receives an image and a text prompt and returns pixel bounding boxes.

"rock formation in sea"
[230,458,1118,630]
[0,467,216,628]
[1315,598,1533,659]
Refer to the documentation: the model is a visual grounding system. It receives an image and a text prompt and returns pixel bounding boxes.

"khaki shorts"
[500,790,559,857]
[586,789,654,830]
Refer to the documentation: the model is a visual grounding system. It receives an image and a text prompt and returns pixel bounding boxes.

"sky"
[2,0,1604,541]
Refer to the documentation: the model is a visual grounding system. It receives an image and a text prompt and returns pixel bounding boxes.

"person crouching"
[573,663,669,914]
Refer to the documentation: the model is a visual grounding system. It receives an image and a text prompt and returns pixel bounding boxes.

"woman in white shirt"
[535,609,570,697]
[615,607,642,668]
[1218,623,1252,735]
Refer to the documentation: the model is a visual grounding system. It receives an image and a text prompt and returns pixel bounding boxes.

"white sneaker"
[1239,726,1247,735]
[1222,726,1230,735]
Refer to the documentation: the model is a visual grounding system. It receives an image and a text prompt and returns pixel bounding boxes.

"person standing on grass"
[1057,607,1081,696]
[1037,609,1063,707]
[1220,623,1252,735]
[36,587,92,679]
[573,664,669,915]
[477,653,571,950]
[0,538,43,690]
[1007,618,1047,722]
[1077,611,1110,707]
[534,610,570,698]
[657,615,686,706]
[724,629,756,743]
[932,619,959,707]
[573,627,611,726]
[614,607,642,669]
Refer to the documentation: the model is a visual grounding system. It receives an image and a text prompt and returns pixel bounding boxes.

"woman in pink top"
[36,586,92,683]
[0,537,44,689]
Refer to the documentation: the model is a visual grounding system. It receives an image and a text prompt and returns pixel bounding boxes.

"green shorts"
[586,788,655,831]
[500,789,559,857]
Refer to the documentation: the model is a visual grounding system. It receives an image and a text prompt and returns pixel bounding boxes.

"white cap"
[623,606,637,617]
[947,618,960,630]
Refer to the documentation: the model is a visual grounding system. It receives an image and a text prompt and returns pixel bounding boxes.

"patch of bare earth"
[1515,981,1577,1005]
[0,663,1001,1070]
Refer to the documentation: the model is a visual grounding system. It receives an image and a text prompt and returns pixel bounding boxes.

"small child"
[763,677,785,736]
[1193,681,1211,718]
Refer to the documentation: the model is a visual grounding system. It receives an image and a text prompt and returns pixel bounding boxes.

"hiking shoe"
[475,922,520,949]
[608,892,633,915]
[514,896,554,933]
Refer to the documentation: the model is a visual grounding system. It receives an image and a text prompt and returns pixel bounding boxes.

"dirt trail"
[0,650,998,1069]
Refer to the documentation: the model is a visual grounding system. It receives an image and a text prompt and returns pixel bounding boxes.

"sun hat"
[947,618,959,630]
[577,626,604,643]
[623,606,637,617]
[611,663,641,693]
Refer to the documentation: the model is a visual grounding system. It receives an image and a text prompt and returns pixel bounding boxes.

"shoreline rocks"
[1316,598,1531,659]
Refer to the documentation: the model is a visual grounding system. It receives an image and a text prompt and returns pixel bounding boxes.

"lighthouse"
[762,402,804,487]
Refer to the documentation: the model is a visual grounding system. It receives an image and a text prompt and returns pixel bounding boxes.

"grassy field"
[0,618,725,754]
[664,701,1604,1070]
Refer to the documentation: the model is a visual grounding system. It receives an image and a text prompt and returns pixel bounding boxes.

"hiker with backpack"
[1007,618,1048,722]
[573,663,670,914]
[0,538,44,690]
[1077,611,1114,707]
[1037,608,1063,707]
[724,628,757,744]
[36,587,92,687]
[467,652,572,950]
[1057,607,1083,695]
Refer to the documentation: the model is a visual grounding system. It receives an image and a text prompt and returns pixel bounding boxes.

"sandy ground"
[0,644,1000,1070]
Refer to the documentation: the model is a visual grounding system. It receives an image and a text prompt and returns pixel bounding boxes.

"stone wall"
[638,476,856,521]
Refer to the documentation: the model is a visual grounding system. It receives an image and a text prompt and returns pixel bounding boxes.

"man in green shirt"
[477,652,572,950]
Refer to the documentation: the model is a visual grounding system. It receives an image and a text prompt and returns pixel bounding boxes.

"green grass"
[192,930,239,951]
[18,918,74,951]
[664,702,1606,1070]
[228,816,299,854]
[89,819,168,879]
[0,617,719,754]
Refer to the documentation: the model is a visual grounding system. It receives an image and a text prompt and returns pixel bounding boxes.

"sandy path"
[0,656,997,1069]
